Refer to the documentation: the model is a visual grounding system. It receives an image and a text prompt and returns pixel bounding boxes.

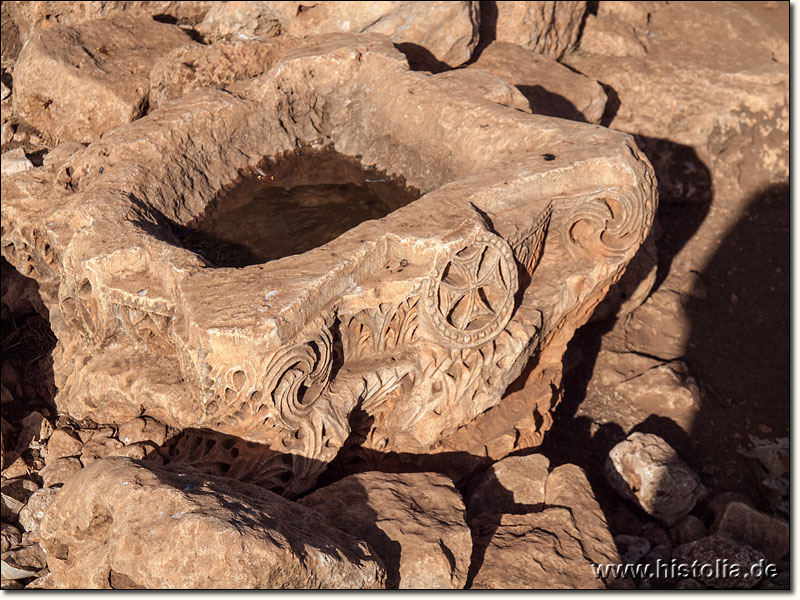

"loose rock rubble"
[606,432,707,527]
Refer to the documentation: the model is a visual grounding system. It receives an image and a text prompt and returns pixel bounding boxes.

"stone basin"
[1,33,657,495]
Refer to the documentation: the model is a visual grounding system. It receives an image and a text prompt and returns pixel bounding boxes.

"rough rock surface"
[606,432,706,526]
[1,522,21,553]
[199,1,480,68]
[578,13,648,57]
[432,69,531,113]
[149,37,304,110]
[606,289,691,360]
[670,515,707,547]
[5,1,215,43]
[612,362,701,430]
[1,148,32,175]
[194,1,283,41]
[39,457,83,488]
[116,417,168,447]
[17,487,59,534]
[41,142,85,170]
[299,471,470,589]
[673,535,765,589]
[468,41,607,123]
[38,458,386,589]
[469,461,620,589]
[12,15,194,143]
[2,541,47,580]
[44,428,83,461]
[466,453,549,519]
[493,1,586,59]
[2,33,656,494]
[299,472,472,589]
[471,509,605,589]
[566,1,789,201]
[544,463,620,568]
[711,501,788,563]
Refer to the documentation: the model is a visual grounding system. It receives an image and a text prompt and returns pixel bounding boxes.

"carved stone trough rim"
[1,35,654,349]
[1,33,657,490]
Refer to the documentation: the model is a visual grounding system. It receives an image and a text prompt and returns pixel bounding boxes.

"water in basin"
[179,148,421,268]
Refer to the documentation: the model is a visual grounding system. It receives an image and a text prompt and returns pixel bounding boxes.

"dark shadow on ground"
[539,166,789,579]
[0,257,57,460]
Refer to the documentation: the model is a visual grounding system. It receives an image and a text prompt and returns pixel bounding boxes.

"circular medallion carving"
[423,232,518,348]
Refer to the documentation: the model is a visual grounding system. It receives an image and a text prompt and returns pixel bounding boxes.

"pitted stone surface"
[5,1,214,43]
[12,15,194,143]
[38,458,387,589]
[493,1,586,59]
[149,37,305,110]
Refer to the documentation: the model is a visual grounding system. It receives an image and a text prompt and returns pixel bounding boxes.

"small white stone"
[1,148,33,175]
[0,121,14,146]
[0,81,10,101]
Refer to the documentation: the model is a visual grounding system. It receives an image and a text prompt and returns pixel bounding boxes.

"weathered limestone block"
[605,289,691,360]
[12,15,194,143]
[38,458,386,589]
[545,463,620,568]
[116,417,168,447]
[493,1,586,59]
[471,509,605,589]
[18,487,60,534]
[149,37,305,110]
[1,148,33,175]
[466,453,550,519]
[468,461,621,588]
[198,1,480,67]
[606,432,706,527]
[468,41,607,124]
[299,471,471,589]
[41,143,86,170]
[194,1,283,41]
[578,13,648,58]
[566,1,789,200]
[1,522,21,553]
[5,1,215,43]
[1,34,656,495]
[610,361,701,431]
[39,457,83,488]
